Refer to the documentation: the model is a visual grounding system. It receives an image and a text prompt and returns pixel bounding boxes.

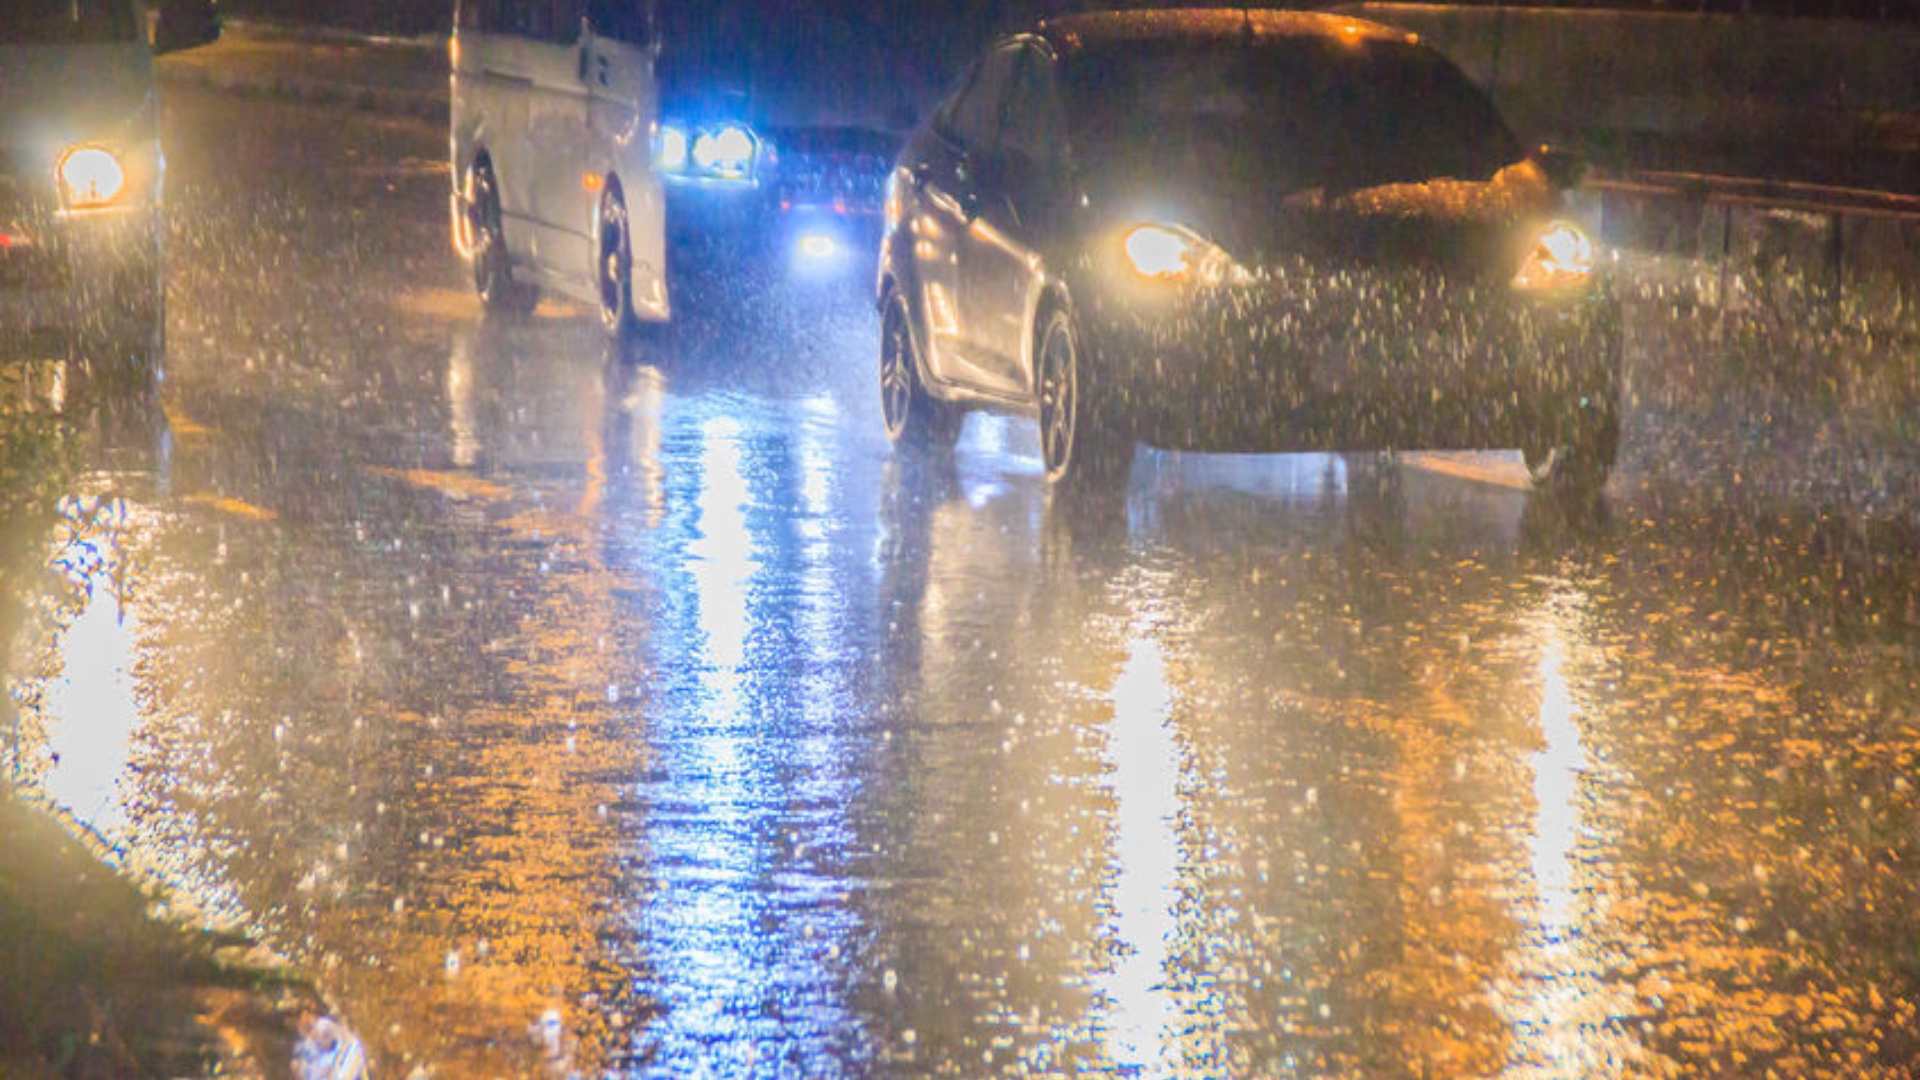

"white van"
[0,0,218,380]
[449,0,670,338]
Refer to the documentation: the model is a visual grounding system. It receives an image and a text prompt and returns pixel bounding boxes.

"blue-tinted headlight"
[691,125,755,173]
[658,125,689,171]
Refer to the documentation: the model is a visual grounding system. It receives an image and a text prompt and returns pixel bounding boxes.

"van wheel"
[599,190,641,339]
[470,164,536,315]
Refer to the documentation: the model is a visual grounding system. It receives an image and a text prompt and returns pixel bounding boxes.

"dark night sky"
[652,0,1159,126]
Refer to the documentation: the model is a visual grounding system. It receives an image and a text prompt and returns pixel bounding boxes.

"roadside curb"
[0,788,324,1080]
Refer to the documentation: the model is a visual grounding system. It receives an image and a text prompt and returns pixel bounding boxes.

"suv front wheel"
[879,289,961,449]
[1036,306,1130,500]
[1524,402,1619,495]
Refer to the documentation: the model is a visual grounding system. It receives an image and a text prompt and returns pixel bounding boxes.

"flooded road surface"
[5,87,1920,1079]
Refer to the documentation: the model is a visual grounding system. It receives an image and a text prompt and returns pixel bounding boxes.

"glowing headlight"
[1123,225,1194,279]
[691,125,755,173]
[57,146,127,209]
[1513,220,1597,291]
[658,125,688,171]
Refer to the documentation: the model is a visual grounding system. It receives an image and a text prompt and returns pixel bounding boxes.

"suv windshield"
[0,0,138,45]
[1063,36,1522,195]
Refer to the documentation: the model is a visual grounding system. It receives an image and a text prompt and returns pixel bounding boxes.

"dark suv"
[878,10,1620,498]
[0,0,218,381]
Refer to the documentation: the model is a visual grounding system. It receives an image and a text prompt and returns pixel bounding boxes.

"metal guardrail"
[1597,170,1920,222]
[1393,0,1918,21]
[1591,168,1920,339]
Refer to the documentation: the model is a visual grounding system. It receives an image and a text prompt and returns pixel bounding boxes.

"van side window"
[456,0,493,31]
[504,0,542,38]
[586,0,650,46]
[507,0,559,41]
[545,0,586,43]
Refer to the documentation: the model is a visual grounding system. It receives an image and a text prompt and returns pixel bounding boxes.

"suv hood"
[0,43,155,172]
[1092,159,1559,277]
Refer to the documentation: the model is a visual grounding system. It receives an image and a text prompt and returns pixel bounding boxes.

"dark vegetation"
[0,793,307,1079]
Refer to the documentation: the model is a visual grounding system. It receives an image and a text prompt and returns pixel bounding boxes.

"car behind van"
[0,0,219,382]
[449,0,671,339]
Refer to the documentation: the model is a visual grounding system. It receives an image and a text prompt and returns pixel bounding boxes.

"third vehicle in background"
[1,0,220,382]
[877,8,1621,498]
[656,85,774,238]
[762,124,898,278]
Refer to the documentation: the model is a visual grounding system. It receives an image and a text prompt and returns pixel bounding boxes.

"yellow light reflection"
[1500,597,1637,1078]
[926,283,958,338]
[447,334,479,469]
[609,363,669,528]
[42,587,141,836]
[1098,627,1183,1076]
[1531,634,1585,936]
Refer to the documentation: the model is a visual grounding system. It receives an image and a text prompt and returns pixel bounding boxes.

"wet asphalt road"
[8,86,1920,1080]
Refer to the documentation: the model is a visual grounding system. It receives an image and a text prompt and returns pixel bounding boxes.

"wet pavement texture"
[6,87,1920,1080]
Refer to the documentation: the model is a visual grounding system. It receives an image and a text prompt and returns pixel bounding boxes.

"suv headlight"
[57,146,128,210]
[1119,223,1240,285]
[1512,220,1598,291]
[1124,225,1192,279]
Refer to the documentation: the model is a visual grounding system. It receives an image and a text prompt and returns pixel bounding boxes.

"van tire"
[470,163,536,316]
[599,189,639,339]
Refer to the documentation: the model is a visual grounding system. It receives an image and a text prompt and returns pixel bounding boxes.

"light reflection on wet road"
[6,87,1920,1079]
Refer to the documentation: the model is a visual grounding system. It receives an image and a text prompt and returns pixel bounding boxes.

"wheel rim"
[1038,316,1077,478]
[599,197,629,331]
[1523,445,1560,483]
[880,301,914,439]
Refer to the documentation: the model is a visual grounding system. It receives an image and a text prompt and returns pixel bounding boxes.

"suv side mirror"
[1536,145,1589,191]
[154,0,221,55]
